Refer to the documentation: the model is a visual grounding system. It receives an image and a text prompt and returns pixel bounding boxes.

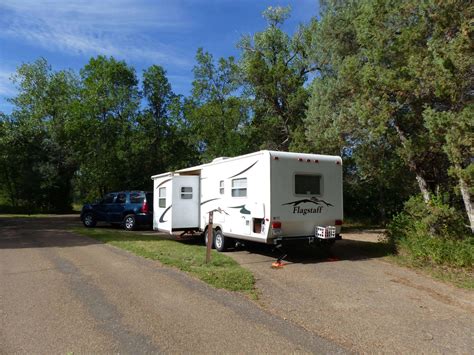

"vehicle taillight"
[271,221,282,229]
[335,219,343,226]
[141,201,149,213]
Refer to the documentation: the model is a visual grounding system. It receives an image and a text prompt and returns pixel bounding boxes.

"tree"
[0,58,79,212]
[306,0,471,210]
[187,48,251,161]
[133,65,198,187]
[71,56,141,199]
[238,6,317,151]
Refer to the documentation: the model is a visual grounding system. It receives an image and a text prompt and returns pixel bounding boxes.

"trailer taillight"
[271,221,282,229]
[141,201,149,213]
[335,219,343,226]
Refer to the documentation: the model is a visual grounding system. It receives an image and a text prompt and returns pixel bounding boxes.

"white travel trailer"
[151,150,343,251]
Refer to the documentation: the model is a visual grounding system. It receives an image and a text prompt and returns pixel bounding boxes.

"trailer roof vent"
[212,157,229,163]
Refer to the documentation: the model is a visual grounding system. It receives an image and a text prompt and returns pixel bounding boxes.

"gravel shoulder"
[228,230,474,353]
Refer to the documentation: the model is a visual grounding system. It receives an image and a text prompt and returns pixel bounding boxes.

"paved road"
[0,217,344,354]
[230,230,474,353]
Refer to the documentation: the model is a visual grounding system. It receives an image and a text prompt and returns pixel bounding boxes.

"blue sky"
[0,0,319,113]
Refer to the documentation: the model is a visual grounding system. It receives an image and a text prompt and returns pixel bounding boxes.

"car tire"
[214,229,232,252]
[123,214,136,231]
[83,213,96,228]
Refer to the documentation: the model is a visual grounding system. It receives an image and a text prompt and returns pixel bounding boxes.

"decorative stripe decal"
[200,198,220,206]
[228,161,258,179]
[156,178,172,189]
[228,205,251,215]
[159,205,172,223]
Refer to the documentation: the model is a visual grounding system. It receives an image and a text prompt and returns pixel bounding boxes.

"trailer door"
[172,176,200,229]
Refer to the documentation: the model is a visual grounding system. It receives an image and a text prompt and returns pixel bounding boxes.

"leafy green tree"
[133,65,198,186]
[306,0,471,216]
[71,56,141,199]
[187,48,251,161]
[238,6,317,151]
[0,58,79,212]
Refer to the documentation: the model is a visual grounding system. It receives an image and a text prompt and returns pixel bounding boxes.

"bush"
[387,195,473,268]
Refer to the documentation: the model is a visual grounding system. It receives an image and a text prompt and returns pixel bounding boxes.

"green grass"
[389,254,474,289]
[71,228,257,298]
[0,213,57,218]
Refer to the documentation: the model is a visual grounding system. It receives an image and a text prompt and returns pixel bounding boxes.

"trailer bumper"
[271,234,342,245]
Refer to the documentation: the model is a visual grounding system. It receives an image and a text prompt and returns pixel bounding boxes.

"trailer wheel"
[214,229,233,252]
[123,214,136,231]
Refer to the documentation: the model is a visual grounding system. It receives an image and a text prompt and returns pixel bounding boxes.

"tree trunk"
[414,172,431,204]
[456,163,474,233]
[393,122,431,204]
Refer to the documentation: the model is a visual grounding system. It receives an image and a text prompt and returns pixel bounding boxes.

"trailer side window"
[181,187,193,199]
[219,180,224,195]
[159,187,166,208]
[295,174,321,195]
[232,178,247,197]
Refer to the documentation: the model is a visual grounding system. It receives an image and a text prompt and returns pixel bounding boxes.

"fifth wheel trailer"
[151,150,343,251]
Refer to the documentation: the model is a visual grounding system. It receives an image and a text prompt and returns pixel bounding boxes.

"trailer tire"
[123,214,136,231]
[214,229,232,252]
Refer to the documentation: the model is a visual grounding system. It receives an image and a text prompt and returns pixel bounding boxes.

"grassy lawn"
[0,213,58,218]
[388,254,474,289]
[71,228,257,298]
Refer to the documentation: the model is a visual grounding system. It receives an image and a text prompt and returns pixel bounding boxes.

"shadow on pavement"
[225,237,393,265]
[1,216,393,264]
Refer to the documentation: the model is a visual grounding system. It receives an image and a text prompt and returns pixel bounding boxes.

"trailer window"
[232,178,247,197]
[295,174,321,195]
[219,180,224,195]
[181,187,193,199]
[159,187,166,208]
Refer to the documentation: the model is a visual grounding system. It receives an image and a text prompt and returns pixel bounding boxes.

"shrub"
[387,195,473,268]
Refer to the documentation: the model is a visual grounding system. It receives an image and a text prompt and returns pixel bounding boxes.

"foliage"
[73,227,256,296]
[135,65,198,185]
[0,59,79,212]
[306,0,472,226]
[70,56,141,200]
[388,195,473,268]
[238,6,317,151]
[186,49,251,161]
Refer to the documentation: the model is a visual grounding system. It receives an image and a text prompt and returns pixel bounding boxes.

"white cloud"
[0,0,192,67]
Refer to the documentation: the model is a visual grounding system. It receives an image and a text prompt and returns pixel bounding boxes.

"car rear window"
[130,192,145,203]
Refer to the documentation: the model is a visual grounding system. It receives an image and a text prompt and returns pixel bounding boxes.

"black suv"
[81,191,153,230]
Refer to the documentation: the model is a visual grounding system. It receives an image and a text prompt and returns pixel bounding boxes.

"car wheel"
[83,213,96,228]
[123,214,136,231]
[214,229,232,252]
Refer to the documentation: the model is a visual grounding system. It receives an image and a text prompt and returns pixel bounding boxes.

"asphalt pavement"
[0,217,345,354]
[229,230,474,353]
